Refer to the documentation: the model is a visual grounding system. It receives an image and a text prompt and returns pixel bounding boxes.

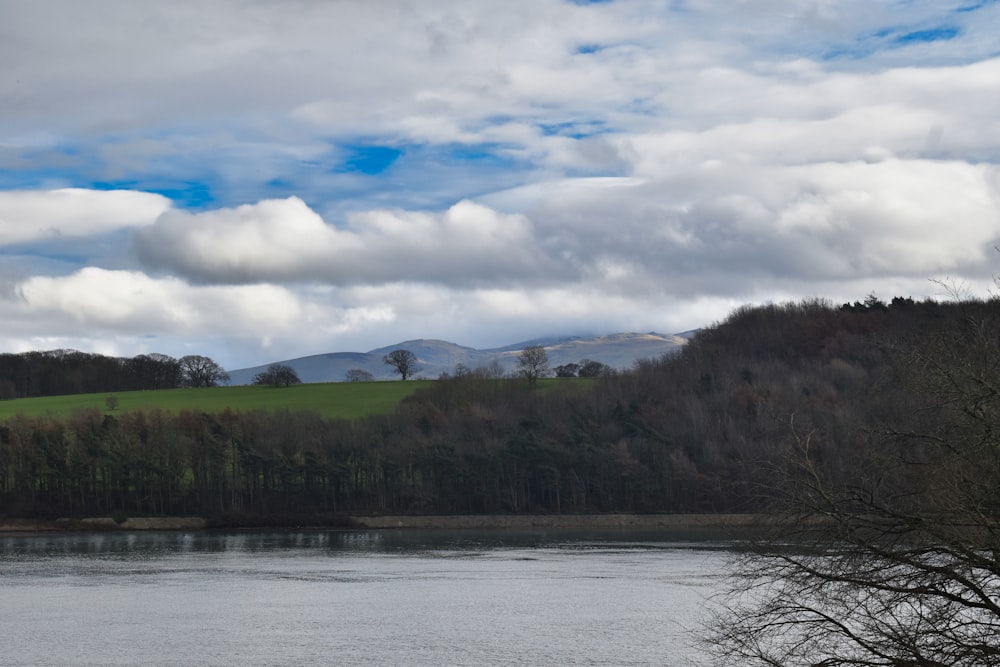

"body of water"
[0,529,733,666]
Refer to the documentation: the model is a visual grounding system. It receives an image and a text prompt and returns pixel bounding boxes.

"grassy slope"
[0,380,434,421]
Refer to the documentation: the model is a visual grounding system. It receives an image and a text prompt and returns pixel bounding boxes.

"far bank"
[0,513,768,533]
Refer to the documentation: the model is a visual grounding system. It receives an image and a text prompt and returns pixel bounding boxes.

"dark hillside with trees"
[0,351,229,399]
[0,296,996,523]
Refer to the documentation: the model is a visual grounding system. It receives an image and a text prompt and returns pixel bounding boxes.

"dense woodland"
[0,351,227,399]
[0,295,995,521]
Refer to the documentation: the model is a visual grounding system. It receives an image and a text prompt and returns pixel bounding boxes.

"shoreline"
[352,513,767,530]
[0,513,770,533]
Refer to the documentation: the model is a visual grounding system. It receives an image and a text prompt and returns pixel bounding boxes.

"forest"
[0,295,995,522]
[0,350,227,399]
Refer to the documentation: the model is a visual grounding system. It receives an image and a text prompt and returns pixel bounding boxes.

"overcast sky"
[2,0,999,369]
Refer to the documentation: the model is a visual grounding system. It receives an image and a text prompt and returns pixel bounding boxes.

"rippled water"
[0,529,733,666]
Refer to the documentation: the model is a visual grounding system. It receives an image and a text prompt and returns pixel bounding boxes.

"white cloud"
[3,1,1000,367]
[135,197,556,285]
[0,189,169,246]
[1,268,403,367]
[14,268,298,333]
[480,159,1000,295]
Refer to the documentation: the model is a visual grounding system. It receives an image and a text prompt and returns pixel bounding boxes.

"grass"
[0,380,434,421]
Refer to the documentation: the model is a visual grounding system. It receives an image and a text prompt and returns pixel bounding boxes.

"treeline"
[0,296,995,520]
[0,351,227,399]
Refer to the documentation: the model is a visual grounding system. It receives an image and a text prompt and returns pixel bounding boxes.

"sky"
[2,0,1000,370]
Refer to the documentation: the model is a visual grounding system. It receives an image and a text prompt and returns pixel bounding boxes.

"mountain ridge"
[226,331,693,385]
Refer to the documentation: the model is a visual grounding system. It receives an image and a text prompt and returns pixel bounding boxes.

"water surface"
[0,529,731,666]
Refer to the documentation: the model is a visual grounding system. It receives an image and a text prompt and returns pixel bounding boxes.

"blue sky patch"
[92,180,215,209]
[0,170,53,190]
[539,120,610,139]
[823,22,962,60]
[414,143,519,168]
[337,145,402,175]
[147,181,215,208]
[955,1,997,12]
[447,145,514,166]
[90,180,140,191]
[894,26,960,45]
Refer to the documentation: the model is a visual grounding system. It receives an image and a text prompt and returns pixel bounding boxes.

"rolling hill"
[227,331,693,385]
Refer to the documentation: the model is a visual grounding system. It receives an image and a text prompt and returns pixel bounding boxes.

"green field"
[0,380,434,421]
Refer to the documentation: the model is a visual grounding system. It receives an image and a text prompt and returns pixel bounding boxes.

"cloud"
[133,151,1000,306]
[134,197,559,286]
[2,267,401,365]
[0,189,169,246]
[3,1,1000,368]
[13,268,300,333]
[483,159,1000,296]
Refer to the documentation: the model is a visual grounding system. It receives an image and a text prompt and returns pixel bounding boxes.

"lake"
[0,529,734,666]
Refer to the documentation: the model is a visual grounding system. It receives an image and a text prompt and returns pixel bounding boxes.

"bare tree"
[477,359,507,380]
[516,345,550,387]
[708,316,1000,666]
[178,355,230,387]
[554,362,580,377]
[253,363,301,388]
[126,353,182,390]
[578,359,610,377]
[344,368,375,382]
[383,349,419,381]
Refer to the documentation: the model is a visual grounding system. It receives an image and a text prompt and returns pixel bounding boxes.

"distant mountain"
[226,332,692,385]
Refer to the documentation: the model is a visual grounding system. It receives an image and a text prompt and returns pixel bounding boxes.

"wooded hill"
[226,332,690,384]
[0,351,226,398]
[0,295,994,522]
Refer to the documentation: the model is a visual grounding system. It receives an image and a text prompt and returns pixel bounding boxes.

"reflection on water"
[1,526,739,555]
[0,528,732,666]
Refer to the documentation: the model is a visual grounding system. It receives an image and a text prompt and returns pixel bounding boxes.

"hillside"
[2,296,997,521]
[0,380,434,421]
[227,331,691,385]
